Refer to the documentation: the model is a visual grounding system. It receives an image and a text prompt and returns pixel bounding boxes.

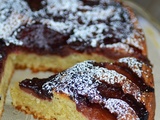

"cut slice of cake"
[11,59,155,120]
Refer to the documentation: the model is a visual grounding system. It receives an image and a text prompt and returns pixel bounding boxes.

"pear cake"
[0,0,155,119]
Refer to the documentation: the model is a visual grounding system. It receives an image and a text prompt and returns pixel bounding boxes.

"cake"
[0,0,155,119]
[11,59,155,120]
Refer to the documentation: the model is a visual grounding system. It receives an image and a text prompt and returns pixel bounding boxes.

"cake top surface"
[0,0,145,56]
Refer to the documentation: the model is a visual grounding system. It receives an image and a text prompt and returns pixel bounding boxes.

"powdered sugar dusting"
[40,19,74,34]
[101,42,134,54]
[123,29,145,50]
[47,0,80,12]
[0,0,30,22]
[104,98,139,120]
[118,57,143,77]
[67,23,108,47]
[47,61,141,102]
[0,12,30,46]
[0,0,32,45]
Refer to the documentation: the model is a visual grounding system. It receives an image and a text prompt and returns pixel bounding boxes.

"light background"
[134,0,160,23]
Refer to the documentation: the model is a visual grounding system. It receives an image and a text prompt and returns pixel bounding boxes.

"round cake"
[0,0,155,119]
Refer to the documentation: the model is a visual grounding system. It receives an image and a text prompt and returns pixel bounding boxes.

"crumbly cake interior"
[10,52,112,72]
[11,85,88,120]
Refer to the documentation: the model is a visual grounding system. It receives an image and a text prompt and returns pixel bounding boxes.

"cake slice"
[11,58,155,120]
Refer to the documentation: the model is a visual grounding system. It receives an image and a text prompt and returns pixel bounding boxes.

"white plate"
[2,1,160,120]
